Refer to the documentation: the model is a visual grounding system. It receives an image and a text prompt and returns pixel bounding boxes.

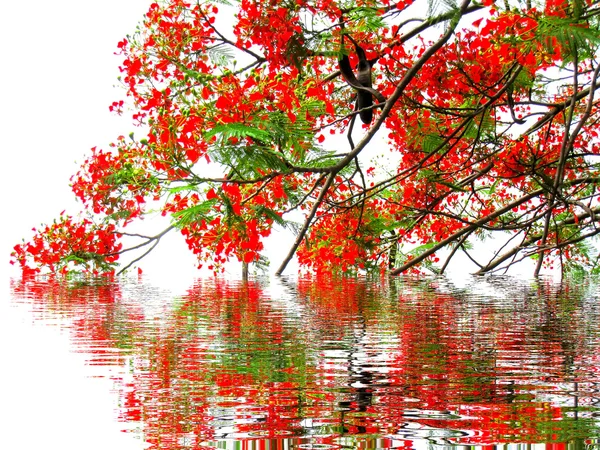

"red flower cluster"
[11,214,122,275]
[12,0,600,277]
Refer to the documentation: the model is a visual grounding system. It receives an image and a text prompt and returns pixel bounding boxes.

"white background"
[0,3,300,447]
[0,0,209,283]
[1,2,155,448]
[0,2,539,448]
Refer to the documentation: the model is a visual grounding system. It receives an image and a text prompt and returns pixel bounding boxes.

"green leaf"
[207,45,234,67]
[169,184,199,194]
[254,205,287,227]
[172,198,219,228]
[422,133,445,154]
[205,123,272,142]
[346,6,385,32]
[537,15,600,63]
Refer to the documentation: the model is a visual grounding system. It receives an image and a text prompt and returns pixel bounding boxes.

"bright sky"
[1,1,149,270]
[0,0,304,286]
[0,0,235,285]
[1,2,154,449]
[0,3,298,444]
[0,3,547,448]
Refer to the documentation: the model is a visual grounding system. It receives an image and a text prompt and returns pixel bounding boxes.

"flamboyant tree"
[11,0,600,276]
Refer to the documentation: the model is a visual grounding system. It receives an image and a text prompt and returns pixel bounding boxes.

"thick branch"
[331,0,473,174]
[477,206,600,274]
[276,173,336,275]
[390,188,544,275]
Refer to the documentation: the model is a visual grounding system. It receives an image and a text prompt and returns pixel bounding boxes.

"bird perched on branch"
[338,33,381,124]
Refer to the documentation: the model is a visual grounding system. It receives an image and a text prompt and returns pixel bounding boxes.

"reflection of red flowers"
[11,276,598,447]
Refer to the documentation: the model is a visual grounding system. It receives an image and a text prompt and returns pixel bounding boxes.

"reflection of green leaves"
[536,414,599,442]
[213,340,309,385]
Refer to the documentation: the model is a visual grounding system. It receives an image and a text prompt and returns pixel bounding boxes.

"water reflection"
[9,275,600,449]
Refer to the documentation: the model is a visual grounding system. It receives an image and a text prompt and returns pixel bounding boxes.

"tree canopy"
[11,0,600,277]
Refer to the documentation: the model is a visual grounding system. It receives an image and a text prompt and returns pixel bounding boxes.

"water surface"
[8,275,600,449]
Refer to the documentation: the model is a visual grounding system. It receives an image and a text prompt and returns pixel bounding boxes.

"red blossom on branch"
[12,0,600,277]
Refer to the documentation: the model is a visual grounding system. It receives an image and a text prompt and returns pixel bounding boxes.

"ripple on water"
[8,275,600,448]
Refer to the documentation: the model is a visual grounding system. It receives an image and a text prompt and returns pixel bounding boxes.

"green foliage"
[204,103,328,179]
[205,123,272,143]
[536,15,600,63]
[168,184,201,195]
[345,6,386,32]
[62,252,118,273]
[253,205,287,227]
[108,210,133,222]
[428,0,459,25]
[172,198,219,228]
[422,133,446,154]
[207,44,235,67]
[397,242,441,272]
[206,124,284,177]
